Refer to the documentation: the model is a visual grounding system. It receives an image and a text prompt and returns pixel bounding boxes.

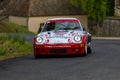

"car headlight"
[74,35,81,42]
[36,37,43,43]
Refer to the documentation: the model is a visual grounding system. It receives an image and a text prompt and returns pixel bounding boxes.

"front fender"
[82,35,87,44]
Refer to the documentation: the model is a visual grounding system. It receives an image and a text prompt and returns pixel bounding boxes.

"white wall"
[9,16,28,26]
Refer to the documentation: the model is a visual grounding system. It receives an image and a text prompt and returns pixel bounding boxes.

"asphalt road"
[0,39,120,80]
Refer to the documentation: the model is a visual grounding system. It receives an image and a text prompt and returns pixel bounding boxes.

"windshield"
[42,20,82,32]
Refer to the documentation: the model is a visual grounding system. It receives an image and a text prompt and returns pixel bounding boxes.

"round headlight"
[74,35,81,42]
[36,37,43,43]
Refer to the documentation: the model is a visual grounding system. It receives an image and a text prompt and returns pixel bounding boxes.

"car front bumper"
[34,43,86,56]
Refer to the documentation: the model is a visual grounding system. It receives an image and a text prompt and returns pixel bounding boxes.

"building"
[115,0,120,16]
[102,0,120,37]
[2,0,88,33]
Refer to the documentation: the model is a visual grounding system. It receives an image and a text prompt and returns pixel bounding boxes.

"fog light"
[80,44,84,47]
[75,49,79,51]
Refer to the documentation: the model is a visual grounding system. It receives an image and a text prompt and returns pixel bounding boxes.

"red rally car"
[33,18,92,58]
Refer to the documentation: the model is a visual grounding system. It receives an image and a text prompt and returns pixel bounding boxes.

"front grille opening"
[49,49,67,54]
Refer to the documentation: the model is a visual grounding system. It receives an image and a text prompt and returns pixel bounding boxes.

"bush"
[0,21,33,33]
[0,34,33,57]
[0,47,6,56]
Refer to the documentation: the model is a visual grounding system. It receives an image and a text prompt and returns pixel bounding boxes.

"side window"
[38,23,44,33]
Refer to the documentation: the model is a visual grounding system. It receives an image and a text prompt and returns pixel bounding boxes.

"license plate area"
[49,49,67,54]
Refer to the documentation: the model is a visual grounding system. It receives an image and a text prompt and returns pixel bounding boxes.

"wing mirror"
[38,23,44,33]
[83,27,86,31]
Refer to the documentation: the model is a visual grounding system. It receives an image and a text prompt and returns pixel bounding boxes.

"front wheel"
[87,47,92,53]
[34,55,40,59]
[87,42,92,53]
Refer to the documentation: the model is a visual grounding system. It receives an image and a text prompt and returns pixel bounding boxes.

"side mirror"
[83,27,86,31]
[38,23,44,33]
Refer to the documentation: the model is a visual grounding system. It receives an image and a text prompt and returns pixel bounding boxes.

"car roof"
[47,18,79,21]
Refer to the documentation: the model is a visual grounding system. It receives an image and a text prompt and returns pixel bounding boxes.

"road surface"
[0,39,120,80]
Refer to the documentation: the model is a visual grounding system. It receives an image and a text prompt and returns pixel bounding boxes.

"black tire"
[34,55,40,59]
[87,47,92,53]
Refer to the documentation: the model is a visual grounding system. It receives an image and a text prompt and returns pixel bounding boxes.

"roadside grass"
[0,21,33,34]
[0,34,33,60]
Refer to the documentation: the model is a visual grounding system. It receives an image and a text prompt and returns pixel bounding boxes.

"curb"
[92,37,120,40]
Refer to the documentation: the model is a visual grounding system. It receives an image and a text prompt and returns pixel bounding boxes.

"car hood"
[37,30,84,44]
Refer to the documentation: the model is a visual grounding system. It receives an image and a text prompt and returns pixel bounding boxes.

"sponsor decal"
[45,45,71,48]
[47,36,70,39]
[45,40,49,44]
[72,33,76,36]
[68,39,73,43]
[54,31,67,35]
[44,34,48,37]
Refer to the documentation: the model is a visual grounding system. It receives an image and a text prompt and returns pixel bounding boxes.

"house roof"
[1,0,84,17]
[29,0,83,16]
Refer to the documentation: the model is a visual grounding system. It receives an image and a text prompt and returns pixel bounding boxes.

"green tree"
[107,0,114,16]
[71,0,108,30]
